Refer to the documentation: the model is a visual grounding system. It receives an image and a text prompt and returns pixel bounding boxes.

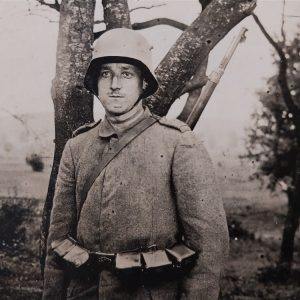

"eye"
[100,71,111,78]
[122,71,133,79]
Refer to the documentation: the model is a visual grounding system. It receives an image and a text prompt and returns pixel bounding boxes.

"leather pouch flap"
[51,238,75,257]
[166,244,196,263]
[63,245,89,268]
[115,252,142,270]
[142,250,172,269]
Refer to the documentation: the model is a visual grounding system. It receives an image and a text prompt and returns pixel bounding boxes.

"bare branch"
[95,4,166,25]
[252,13,284,62]
[252,13,299,121]
[180,76,208,95]
[132,18,187,31]
[35,0,60,12]
[27,11,58,23]
[285,15,300,18]
[130,4,166,13]
[281,0,286,43]
[147,0,257,116]
[94,19,105,25]
[177,58,208,122]
[0,107,40,140]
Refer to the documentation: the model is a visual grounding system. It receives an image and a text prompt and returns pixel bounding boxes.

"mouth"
[109,94,124,98]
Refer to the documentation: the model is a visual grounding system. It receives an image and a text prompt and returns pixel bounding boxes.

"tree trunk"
[146,0,257,116]
[279,140,300,267]
[40,0,96,274]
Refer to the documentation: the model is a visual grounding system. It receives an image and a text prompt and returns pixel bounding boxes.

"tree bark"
[146,0,257,116]
[102,0,131,29]
[40,0,96,274]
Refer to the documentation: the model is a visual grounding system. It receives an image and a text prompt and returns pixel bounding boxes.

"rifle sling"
[79,116,158,220]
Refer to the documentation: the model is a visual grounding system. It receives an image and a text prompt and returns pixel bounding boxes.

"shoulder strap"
[72,120,101,137]
[158,117,190,133]
[78,116,158,220]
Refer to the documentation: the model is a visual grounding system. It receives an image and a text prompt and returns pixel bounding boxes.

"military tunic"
[43,108,229,300]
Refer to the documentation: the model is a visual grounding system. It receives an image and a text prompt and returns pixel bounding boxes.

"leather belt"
[52,237,197,274]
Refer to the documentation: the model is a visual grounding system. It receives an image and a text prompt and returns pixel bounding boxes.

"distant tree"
[244,18,300,269]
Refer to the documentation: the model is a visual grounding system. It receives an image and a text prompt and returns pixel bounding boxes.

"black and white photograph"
[0,0,300,299]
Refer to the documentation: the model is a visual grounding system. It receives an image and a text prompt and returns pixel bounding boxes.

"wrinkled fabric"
[43,110,229,300]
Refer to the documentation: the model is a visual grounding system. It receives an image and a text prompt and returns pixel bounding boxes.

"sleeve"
[43,140,77,300]
[172,131,229,300]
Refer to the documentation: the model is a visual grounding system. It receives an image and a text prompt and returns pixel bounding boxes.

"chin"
[108,108,126,116]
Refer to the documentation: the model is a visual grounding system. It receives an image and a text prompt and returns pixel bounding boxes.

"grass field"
[0,161,51,199]
[0,162,300,299]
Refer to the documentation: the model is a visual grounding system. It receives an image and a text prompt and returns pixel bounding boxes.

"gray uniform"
[43,108,229,300]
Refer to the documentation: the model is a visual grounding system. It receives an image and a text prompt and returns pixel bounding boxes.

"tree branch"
[27,12,58,23]
[285,15,300,18]
[130,4,166,13]
[94,19,105,25]
[95,4,167,25]
[198,0,212,10]
[252,13,299,120]
[146,0,257,116]
[132,18,188,31]
[177,57,208,122]
[252,14,283,59]
[180,74,208,95]
[96,12,187,38]
[0,108,40,140]
[281,0,287,44]
[35,0,60,12]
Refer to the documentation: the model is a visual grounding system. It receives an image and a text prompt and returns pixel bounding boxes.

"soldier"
[43,28,229,300]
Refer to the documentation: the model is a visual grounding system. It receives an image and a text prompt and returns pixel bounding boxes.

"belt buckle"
[91,252,115,270]
[96,255,113,264]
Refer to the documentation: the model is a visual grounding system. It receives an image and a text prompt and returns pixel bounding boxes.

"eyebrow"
[100,65,111,70]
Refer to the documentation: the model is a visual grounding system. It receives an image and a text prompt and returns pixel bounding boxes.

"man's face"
[97,63,143,116]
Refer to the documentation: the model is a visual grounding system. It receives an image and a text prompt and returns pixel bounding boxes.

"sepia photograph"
[0,0,300,299]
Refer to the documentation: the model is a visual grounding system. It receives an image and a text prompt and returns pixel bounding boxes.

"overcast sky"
[0,0,299,135]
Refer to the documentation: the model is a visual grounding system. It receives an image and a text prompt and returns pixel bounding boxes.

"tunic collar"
[98,106,152,138]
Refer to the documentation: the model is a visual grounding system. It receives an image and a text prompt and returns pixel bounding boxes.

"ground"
[0,162,300,299]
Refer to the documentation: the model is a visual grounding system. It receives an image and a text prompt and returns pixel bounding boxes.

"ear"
[142,80,148,90]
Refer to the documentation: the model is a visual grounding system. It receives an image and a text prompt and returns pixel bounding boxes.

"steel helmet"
[84,28,158,98]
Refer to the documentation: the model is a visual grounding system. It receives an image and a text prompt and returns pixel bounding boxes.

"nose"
[111,75,121,90]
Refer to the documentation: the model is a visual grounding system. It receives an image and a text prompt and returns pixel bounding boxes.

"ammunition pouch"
[51,236,89,269]
[51,237,197,283]
[115,244,197,286]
